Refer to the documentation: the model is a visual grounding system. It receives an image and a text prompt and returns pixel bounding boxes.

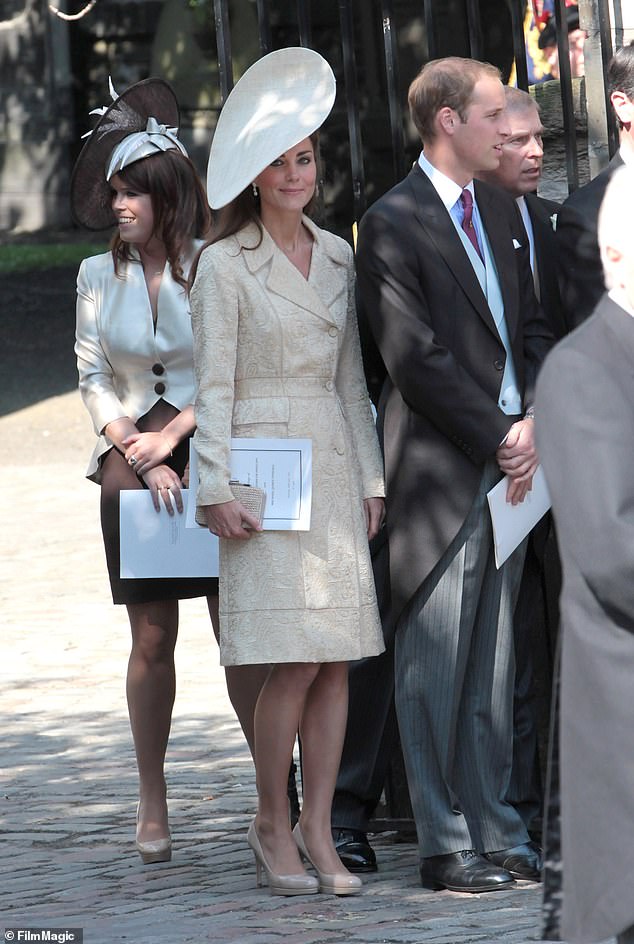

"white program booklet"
[487,465,551,569]
[120,438,313,578]
[120,489,219,578]
[186,438,312,531]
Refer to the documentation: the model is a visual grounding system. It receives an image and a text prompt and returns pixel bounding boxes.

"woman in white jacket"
[72,78,267,864]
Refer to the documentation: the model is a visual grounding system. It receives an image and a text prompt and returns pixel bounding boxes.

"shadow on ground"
[2,266,79,415]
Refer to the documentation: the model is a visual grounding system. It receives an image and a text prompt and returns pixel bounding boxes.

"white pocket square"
[513,238,522,249]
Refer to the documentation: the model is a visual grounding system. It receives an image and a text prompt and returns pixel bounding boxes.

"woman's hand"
[364,497,385,541]
[123,430,175,476]
[141,465,184,515]
[203,500,262,540]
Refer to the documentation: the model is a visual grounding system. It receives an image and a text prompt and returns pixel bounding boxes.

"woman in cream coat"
[72,78,267,864]
[191,49,385,897]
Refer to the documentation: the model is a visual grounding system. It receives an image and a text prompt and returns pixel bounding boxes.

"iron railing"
[209,0,620,224]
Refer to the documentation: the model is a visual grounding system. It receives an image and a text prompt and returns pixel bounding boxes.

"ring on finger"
[129,455,138,467]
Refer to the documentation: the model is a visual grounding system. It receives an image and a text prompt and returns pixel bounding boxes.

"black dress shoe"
[485,840,543,881]
[332,827,377,873]
[420,850,515,893]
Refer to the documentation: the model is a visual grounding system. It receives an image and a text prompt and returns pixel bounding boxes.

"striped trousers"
[395,460,531,858]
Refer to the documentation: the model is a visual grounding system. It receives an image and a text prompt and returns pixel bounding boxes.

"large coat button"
[152,363,165,375]
[494,359,504,371]
[154,382,166,395]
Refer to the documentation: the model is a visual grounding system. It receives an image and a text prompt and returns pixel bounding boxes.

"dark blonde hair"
[110,148,212,288]
[408,57,501,144]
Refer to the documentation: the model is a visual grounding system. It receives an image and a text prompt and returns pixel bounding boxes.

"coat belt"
[234,377,336,398]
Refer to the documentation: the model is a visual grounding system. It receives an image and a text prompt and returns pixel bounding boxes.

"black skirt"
[99,399,218,605]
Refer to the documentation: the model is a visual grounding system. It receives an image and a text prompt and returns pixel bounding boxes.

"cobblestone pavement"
[0,390,606,944]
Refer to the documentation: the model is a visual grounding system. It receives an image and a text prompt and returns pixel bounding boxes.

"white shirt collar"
[418,151,474,211]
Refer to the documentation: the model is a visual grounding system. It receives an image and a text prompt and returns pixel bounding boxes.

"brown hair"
[408,57,501,144]
[189,131,321,287]
[110,148,212,288]
[608,41,634,129]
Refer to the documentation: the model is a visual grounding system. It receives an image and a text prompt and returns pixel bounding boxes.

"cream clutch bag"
[194,481,266,529]
[228,481,266,528]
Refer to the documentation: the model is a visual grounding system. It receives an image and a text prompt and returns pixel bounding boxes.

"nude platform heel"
[247,820,319,896]
[135,803,172,864]
[293,823,362,895]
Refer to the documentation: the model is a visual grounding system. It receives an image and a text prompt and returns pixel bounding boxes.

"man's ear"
[437,107,456,136]
[610,90,634,127]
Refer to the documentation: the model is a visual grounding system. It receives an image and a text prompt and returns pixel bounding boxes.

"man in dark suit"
[536,164,634,944]
[479,86,563,837]
[556,41,634,330]
[356,56,553,893]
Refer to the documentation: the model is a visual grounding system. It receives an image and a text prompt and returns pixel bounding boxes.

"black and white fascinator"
[70,77,187,230]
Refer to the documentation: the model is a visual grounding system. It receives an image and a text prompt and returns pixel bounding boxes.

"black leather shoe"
[420,850,515,892]
[485,840,543,881]
[287,763,300,828]
[332,827,378,873]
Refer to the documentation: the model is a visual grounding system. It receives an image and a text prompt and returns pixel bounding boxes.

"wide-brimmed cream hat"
[207,47,336,209]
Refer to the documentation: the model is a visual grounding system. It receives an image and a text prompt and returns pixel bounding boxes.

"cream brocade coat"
[190,217,385,666]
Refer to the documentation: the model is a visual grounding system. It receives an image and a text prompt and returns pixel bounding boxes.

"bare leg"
[253,662,321,875]
[297,662,351,873]
[126,599,178,842]
[206,595,270,758]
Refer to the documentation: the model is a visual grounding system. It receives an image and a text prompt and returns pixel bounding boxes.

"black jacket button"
[154,382,166,395]
[152,363,165,376]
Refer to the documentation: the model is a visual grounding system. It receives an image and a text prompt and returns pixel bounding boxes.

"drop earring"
[252,183,259,198]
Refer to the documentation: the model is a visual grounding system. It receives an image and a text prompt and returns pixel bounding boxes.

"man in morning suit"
[356,57,553,893]
[536,165,634,944]
[479,86,563,837]
[556,41,634,330]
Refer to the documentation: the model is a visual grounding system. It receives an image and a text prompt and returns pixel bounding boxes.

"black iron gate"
[209,0,620,229]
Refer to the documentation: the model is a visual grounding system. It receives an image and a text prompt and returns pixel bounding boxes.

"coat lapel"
[526,193,568,338]
[239,219,345,326]
[409,167,500,339]
[526,193,556,289]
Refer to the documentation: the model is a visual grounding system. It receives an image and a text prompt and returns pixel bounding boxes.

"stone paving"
[0,390,606,944]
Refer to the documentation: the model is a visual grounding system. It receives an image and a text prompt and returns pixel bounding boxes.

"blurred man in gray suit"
[536,165,634,944]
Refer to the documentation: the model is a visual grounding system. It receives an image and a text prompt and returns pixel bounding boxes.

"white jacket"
[75,243,202,482]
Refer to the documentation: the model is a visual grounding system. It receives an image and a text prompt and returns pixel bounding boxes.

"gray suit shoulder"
[541,295,617,373]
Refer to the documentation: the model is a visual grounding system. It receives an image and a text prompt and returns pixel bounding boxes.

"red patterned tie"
[460,188,483,262]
